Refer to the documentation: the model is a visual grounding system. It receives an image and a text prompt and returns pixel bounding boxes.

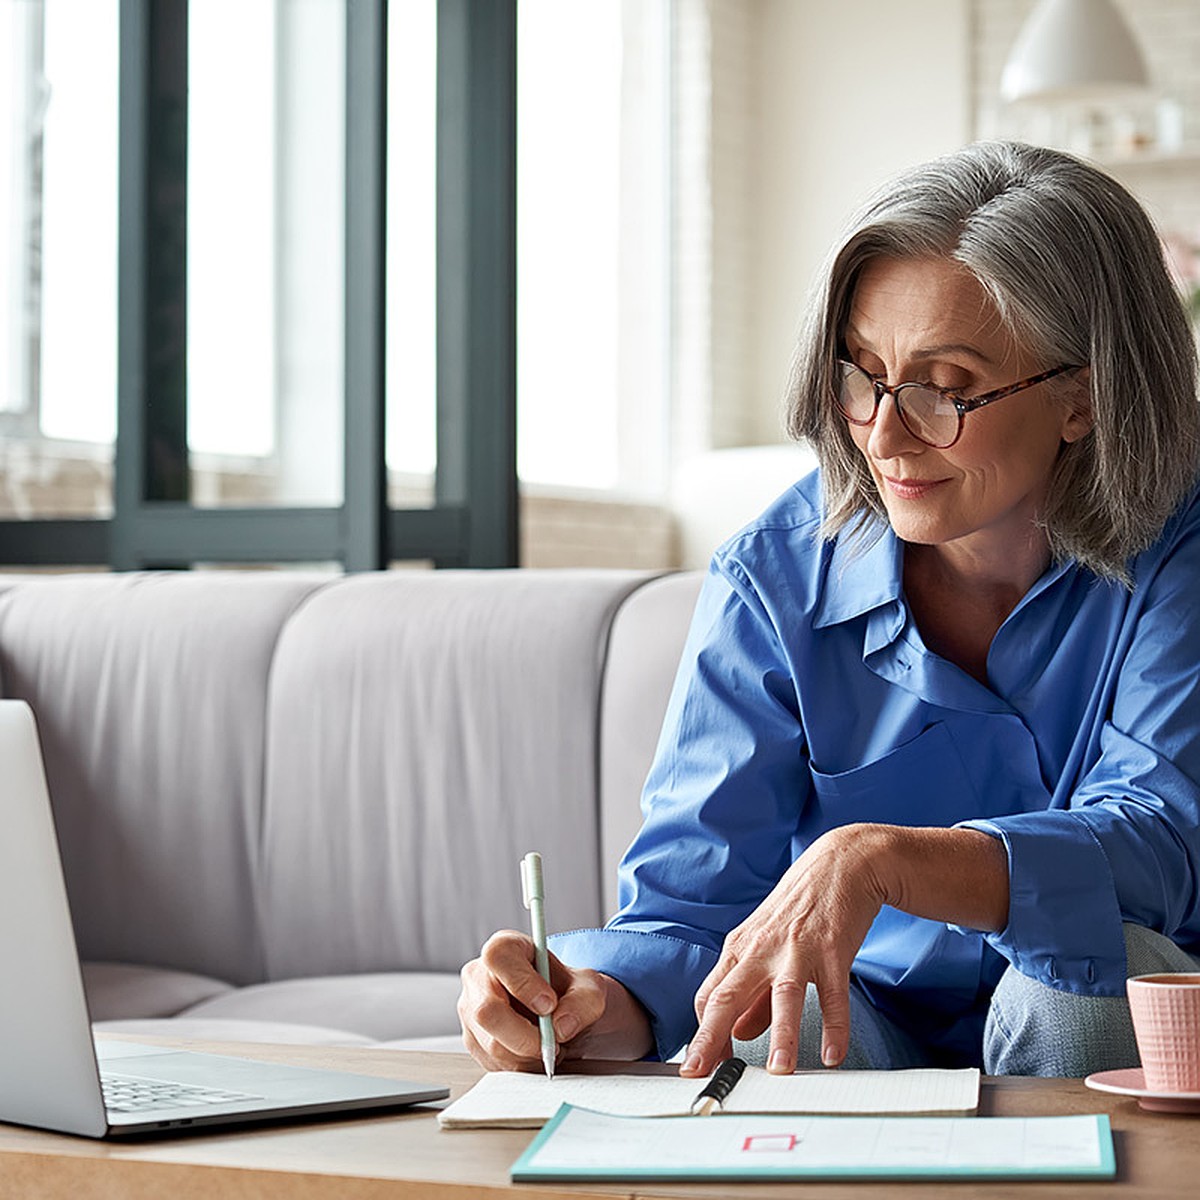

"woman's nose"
[866,392,922,457]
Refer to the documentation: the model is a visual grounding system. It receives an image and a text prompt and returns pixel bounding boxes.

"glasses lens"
[835,362,877,421]
[897,386,959,448]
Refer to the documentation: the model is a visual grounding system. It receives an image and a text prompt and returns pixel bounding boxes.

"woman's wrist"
[834,822,1009,933]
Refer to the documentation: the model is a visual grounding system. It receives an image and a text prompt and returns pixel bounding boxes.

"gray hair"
[786,140,1200,582]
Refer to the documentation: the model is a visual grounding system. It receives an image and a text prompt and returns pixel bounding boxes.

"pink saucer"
[1085,1067,1200,1113]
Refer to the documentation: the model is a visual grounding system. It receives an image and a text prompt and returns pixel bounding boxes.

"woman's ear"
[1061,366,1094,444]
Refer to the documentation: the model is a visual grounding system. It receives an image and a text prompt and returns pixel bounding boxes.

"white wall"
[742,0,971,444]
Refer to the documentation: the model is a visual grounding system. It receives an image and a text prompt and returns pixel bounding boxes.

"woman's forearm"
[850,822,1010,933]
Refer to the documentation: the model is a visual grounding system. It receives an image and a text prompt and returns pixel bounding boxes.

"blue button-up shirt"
[552,469,1200,1065]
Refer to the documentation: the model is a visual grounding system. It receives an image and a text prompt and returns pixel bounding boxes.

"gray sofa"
[0,568,703,1049]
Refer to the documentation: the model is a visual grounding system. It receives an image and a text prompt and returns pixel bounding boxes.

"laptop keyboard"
[101,1072,265,1113]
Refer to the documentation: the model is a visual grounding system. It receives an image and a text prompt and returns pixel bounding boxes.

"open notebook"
[438,1065,980,1128]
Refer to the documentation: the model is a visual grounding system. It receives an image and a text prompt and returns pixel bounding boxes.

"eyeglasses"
[833,359,1079,449]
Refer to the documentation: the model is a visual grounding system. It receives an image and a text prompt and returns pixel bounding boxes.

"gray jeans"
[735,924,1200,1077]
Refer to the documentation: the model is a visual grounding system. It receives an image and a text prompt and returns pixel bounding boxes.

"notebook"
[0,700,448,1138]
[438,1064,981,1128]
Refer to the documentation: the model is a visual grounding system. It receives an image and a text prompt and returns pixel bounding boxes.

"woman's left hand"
[682,823,891,1077]
[681,822,1009,1077]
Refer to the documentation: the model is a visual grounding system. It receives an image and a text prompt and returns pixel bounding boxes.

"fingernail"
[555,1014,578,1041]
[531,993,554,1016]
[683,1052,702,1074]
[768,1049,791,1074]
[823,1045,840,1067]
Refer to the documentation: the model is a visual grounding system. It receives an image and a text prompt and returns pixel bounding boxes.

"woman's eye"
[925,372,972,394]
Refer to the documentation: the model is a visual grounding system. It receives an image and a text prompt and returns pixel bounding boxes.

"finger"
[684,968,764,1077]
[815,974,852,1068]
[479,930,557,1018]
[460,1018,543,1073]
[548,962,606,1046]
[459,957,549,1065]
[693,950,738,1024]
[730,989,772,1042]
[765,977,807,1074]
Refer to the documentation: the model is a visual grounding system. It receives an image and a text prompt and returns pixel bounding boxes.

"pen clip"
[520,852,544,909]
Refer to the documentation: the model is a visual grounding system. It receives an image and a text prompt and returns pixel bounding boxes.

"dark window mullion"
[435,0,518,568]
[343,0,388,571]
[115,0,189,570]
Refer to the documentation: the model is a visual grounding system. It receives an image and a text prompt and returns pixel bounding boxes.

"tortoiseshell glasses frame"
[834,359,1080,449]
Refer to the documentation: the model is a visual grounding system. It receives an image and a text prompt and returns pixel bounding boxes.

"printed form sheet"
[512,1108,1115,1182]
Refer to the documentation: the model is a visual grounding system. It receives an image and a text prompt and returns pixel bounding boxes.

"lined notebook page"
[438,1066,980,1128]
[727,1067,980,1115]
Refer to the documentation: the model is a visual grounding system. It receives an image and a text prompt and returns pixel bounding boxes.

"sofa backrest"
[0,568,703,986]
[598,572,705,916]
[0,573,325,985]
[256,569,656,979]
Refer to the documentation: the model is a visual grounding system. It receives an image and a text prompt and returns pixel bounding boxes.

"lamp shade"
[1000,0,1149,104]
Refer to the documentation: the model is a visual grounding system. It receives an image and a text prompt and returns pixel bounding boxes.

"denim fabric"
[983,923,1200,1077]
[734,977,933,1071]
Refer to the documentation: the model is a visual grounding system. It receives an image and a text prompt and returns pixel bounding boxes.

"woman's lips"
[882,475,948,501]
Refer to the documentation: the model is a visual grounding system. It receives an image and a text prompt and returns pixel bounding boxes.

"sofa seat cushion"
[377,1033,468,1053]
[93,1017,374,1046]
[82,961,234,1020]
[173,972,465,1042]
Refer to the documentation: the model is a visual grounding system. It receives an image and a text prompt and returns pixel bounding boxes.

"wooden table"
[0,1038,1192,1199]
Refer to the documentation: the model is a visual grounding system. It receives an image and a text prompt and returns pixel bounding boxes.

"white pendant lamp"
[1000,0,1150,104]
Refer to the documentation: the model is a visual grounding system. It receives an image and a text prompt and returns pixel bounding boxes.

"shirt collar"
[812,519,904,630]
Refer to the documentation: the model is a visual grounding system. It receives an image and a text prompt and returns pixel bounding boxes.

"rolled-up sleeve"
[558,554,810,1060]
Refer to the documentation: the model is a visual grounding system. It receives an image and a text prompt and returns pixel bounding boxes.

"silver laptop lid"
[0,701,108,1137]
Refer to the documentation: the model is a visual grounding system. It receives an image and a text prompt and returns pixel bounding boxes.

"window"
[188,0,346,507]
[0,0,680,568]
[1,0,118,520]
[386,0,438,497]
[516,0,670,495]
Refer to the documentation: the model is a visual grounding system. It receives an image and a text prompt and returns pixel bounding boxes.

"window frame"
[0,0,518,570]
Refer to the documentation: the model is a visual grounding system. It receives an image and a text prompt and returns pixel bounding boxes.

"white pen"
[520,851,556,1079]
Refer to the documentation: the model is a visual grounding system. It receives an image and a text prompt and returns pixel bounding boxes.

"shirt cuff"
[955,812,1127,996]
[549,926,719,1062]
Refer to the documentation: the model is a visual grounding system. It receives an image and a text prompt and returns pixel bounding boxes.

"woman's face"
[842,255,1090,562]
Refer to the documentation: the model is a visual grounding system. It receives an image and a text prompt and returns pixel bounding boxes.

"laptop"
[0,700,449,1137]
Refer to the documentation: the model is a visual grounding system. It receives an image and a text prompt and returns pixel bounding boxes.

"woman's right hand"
[457,930,655,1071]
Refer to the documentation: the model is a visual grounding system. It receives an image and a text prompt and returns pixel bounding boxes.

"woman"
[458,141,1200,1079]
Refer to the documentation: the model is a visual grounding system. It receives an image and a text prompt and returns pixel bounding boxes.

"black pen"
[689,1056,746,1116]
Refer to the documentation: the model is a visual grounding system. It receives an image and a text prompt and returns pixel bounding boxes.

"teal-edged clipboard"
[511,1104,1116,1183]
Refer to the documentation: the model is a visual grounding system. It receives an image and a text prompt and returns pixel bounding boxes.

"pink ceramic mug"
[1127,973,1200,1092]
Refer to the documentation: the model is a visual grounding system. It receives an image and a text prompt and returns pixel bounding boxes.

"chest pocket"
[807,721,981,829]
